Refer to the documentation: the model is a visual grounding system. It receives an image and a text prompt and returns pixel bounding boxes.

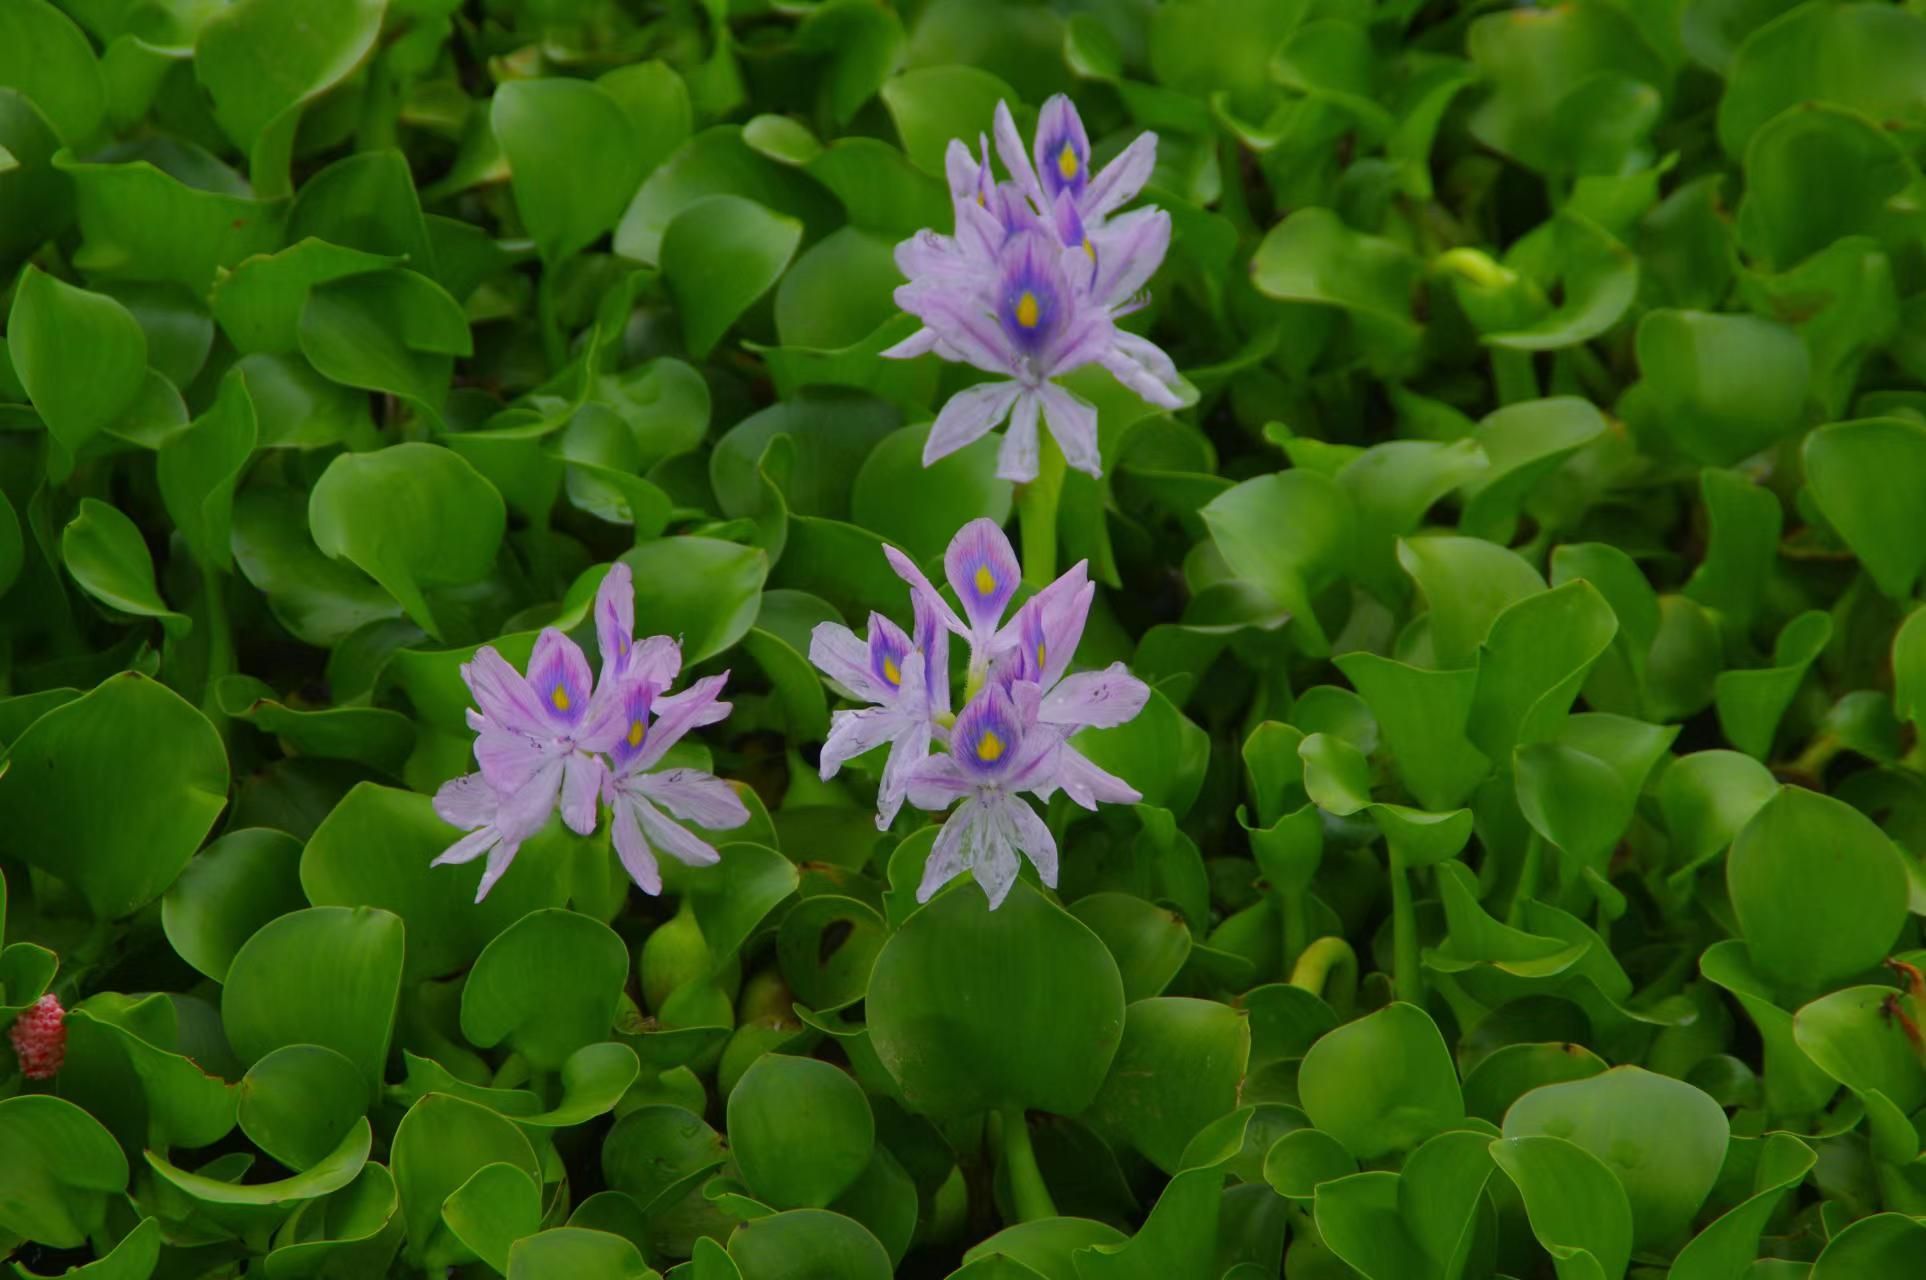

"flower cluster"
[434,564,748,901]
[885,95,1184,483]
[811,519,1150,908]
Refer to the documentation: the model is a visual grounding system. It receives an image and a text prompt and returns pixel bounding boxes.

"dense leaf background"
[2,0,1926,1277]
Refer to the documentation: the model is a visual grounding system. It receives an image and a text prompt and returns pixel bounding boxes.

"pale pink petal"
[611,797,662,895]
[631,673,732,772]
[944,517,1021,639]
[917,796,979,902]
[973,801,1024,909]
[434,772,499,830]
[561,750,605,836]
[1090,207,1170,307]
[1054,745,1141,809]
[526,628,593,730]
[1036,382,1102,478]
[1085,131,1157,220]
[821,706,906,778]
[884,544,968,639]
[1042,664,1149,730]
[635,768,749,830]
[924,382,1022,466]
[497,756,566,835]
[432,824,500,868]
[475,836,522,903]
[810,621,895,704]
[878,718,932,829]
[1001,793,1058,889]
[906,752,978,811]
[993,100,1045,211]
[996,391,1042,482]
[595,562,635,676]
[629,636,682,689]
[474,724,565,795]
[881,326,941,360]
[462,647,551,735]
[632,794,724,869]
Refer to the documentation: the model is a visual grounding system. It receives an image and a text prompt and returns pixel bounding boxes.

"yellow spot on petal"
[551,684,571,712]
[1058,143,1079,181]
[1083,237,1095,261]
[627,719,646,749]
[976,730,1005,763]
[1015,290,1039,330]
[1036,642,1047,669]
[883,655,902,686]
[974,564,997,596]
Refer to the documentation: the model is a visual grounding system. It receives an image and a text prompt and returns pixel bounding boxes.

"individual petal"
[1036,382,1102,478]
[1100,344,1186,411]
[630,635,682,689]
[1084,130,1157,220]
[594,562,635,677]
[636,768,750,830]
[996,390,1042,483]
[866,612,916,697]
[944,518,1021,639]
[431,823,501,868]
[526,628,593,730]
[462,646,551,735]
[560,750,605,836]
[1001,792,1059,888]
[497,756,566,837]
[877,718,933,829]
[912,587,953,719]
[610,796,662,895]
[1054,745,1143,809]
[1090,207,1171,307]
[1112,330,1182,395]
[810,621,896,704]
[1037,575,1095,689]
[821,706,904,780]
[901,288,1019,377]
[475,836,522,903]
[1033,94,1091,204]
[474,723,565,795]
[881,325,942,360]
[917,797,978,903]
[906,751,978,811]
[924,381,1022,467]
[945,136,982,202]
[995,231,1071,357]
[972,802,1025,909]
[631,793,725,869]
[434,771,499,830]
[992,100,1045,211]
[884,544,968,639]
[1042,664,1150,730]
[630,673,733,772]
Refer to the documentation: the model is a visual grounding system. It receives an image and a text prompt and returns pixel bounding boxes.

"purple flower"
[883,94,1185,484]
[810,610,941,829]
[433,562,746,901]
[602,673,748,895]
[906,684,1062,908]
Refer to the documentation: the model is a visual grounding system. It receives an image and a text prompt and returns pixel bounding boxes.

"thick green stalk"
[1018,432,1067,587]
[998,1105,1057,1223]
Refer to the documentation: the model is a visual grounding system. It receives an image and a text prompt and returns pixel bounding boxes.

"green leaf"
[1635,310,1809,466]
[1201,470,1356,654]
[728,1209,890,1280]
[1488,1135,1632,1280]
[221,905,404,1093]
[493,77,645,266]
[461,908,629,1071]
[0,1096,127,1248]
[508,1228,657,1280]
[619,538,769,664]
[56,151,287,293]
[192,0,383,198]
[1718,2,1926,157]
[1250,209,1422,373]
[1071,688,1211,819]
[157,366,256,571]
[60,498,190,636]
[867,880,1125,1119]
[392,1093,541,1271]
[662,195,802,359]
[1397,535,1545,670]
[297,269,472,421]
[162,827,305,983]
[1727,786,1909,993]
[1713,609,1830,758]
[9,264,147,464]
[307,443,506,640]
[0,0,105,145]
[0,672,226,919]
[1087,997,1250,1175]
[144,1115,370,1211]
[302,784,571,982]
[239,1043,369,1172]
[1657,751,1779,878]
[1299,1003,1463,1160]
[1068,894,1192,1004]
[878,65,1016,174]
[728,1054,875,1210]
[1502,1066,1728,1252]
[1803,417,1926,599]
[442,1163,542,1278]
[1459,397,1608,543]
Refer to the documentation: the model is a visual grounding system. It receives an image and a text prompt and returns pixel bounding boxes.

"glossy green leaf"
[221,905,403,1092]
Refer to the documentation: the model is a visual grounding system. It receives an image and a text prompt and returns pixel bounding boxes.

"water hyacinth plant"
[8,2,1926,1278]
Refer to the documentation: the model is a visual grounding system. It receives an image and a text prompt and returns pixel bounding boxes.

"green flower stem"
[997,1104,1057,1223]
[1492,347,1538,405]
[1289,935,1358,1015]
[1018,432,1067,588]
[1389,850,1423,1007]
